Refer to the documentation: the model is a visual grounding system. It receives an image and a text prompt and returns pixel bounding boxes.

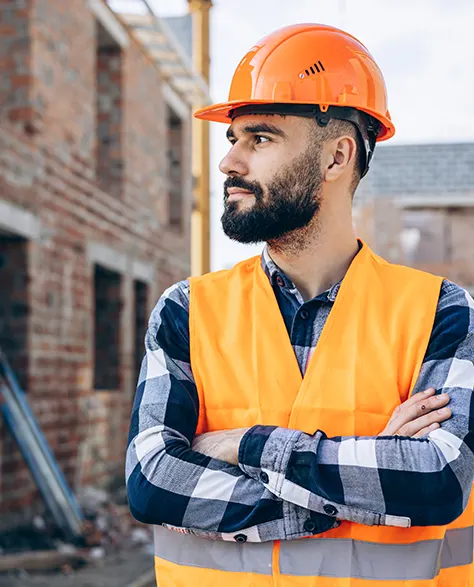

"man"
[126,24,474,586]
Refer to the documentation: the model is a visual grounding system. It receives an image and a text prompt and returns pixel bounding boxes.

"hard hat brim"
[194,100,395,142]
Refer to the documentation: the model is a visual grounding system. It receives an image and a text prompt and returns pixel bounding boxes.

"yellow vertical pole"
[188,0,212,276]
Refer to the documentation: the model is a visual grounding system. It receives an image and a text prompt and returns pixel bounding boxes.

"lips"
[226,189,254,200]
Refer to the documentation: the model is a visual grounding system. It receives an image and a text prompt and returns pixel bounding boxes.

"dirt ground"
[0,547,154,587]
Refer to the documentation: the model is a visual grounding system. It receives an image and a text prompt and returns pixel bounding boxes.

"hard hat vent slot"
[301,61,325,78]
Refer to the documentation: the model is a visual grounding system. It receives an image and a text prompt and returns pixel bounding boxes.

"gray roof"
[163,15,192,61]
[358,142,474,198]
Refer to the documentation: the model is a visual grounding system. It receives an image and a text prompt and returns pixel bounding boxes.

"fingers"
[398,406,452,437]
[393,388,436,415]
[382,389,450,436]
[413,422,441,439]
[384,388,435,433]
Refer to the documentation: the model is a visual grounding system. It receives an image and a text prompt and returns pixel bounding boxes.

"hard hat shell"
[194,23,395,142]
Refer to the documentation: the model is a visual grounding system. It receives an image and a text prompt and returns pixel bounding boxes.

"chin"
[230,199,255,211]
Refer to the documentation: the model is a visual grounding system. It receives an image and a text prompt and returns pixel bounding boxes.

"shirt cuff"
[238,425,301,492]
[239,425,411,529]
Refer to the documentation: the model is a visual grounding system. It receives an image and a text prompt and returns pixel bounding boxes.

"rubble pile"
[0,486,153,578]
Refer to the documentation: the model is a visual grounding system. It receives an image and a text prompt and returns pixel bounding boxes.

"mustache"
[223,176,264,201]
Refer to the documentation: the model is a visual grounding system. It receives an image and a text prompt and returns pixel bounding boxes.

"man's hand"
[192,428,249,465]
[192,390,451,465]
[380,388,451,437]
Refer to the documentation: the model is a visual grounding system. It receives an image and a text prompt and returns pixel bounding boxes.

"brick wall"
[96,38,123,196]
[0,0,194,527]
[355,201,474,288]
[0,0,31,127]
[355,142,474,289]
[30,0,96,155]
[448,210,474,285]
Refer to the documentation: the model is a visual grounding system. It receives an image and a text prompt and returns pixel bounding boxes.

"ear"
[323,136,357,183]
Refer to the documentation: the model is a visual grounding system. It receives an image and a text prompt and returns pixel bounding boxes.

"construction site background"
[0,0,202,530]
[356,143,474,294]
[0,0,473,585]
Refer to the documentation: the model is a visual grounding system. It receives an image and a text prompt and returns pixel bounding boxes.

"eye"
[255,135,270,145]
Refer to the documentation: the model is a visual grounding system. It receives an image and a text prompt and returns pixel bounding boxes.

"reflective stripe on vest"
[153,526,273,574]
[279,527,473,580]
[154,526,473,580]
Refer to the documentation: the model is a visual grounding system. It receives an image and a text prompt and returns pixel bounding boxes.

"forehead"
[228,113,310,136]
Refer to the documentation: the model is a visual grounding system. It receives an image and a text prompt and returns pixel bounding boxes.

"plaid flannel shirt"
[126,247,474,542]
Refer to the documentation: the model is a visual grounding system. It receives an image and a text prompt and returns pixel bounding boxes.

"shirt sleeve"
[125,280,336,542]
[238,280,474,528]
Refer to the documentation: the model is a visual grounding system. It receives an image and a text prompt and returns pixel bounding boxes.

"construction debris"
[0,550,90,573]
[0,484,153,581]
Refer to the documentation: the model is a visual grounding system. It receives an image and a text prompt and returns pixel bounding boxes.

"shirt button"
[234,534,247,543]
[299,309,310,320]
[323,504,338,516]
[303,519,317,533]
[276,276,284,287]
[260,471,269,484]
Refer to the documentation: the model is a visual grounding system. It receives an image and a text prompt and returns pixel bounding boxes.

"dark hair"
[311,118,366,196]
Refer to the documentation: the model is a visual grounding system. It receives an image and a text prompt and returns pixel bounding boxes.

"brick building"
[355,142,474,293]
[0,0,209,527]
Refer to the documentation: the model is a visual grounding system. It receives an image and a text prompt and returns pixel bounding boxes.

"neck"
[267,203,358,301]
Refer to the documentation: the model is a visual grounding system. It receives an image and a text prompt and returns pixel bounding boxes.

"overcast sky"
[156,0,474,270]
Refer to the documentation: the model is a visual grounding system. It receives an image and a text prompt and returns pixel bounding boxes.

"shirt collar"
[261,245,342,303]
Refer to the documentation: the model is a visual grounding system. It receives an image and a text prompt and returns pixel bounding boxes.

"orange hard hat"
[195,23,395,176]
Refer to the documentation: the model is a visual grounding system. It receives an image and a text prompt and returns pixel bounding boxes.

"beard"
[221,146,323,247]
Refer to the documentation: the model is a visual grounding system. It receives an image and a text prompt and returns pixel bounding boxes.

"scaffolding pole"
[188,0,212,276]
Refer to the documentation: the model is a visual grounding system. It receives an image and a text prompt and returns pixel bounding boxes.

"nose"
[219,146,249,177]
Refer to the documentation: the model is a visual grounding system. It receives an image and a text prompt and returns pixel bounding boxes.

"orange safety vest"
[153,242,474,586]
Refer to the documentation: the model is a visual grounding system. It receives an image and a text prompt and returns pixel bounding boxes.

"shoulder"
[372,251,443,287]
[426,280,474,361]
[150,280,190,326]
[190,257,261,288]
[436,280,474,314]
[146,280,191,353]
[189,258,262,305]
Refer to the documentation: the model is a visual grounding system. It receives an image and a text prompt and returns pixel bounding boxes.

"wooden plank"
[0,550,91,572]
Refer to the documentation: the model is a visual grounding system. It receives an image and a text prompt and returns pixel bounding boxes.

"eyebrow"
[226,122,288,141]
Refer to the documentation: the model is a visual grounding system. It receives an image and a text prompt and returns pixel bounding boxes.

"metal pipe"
[0,350,83,540]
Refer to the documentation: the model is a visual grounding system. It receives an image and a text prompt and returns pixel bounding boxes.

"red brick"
[0,0,193,527]
[355,202,474,287]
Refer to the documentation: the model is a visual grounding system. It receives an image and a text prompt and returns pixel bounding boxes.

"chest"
[195,304,404,437]
[190,252,438,439]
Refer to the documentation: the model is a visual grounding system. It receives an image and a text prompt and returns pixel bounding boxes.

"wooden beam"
[188,0,212,276]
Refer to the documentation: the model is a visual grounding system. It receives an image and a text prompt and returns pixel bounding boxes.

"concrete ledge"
[0,199,41,240]
[131,258,155,284]
[87,241,155,284]
[87,241,128,274]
